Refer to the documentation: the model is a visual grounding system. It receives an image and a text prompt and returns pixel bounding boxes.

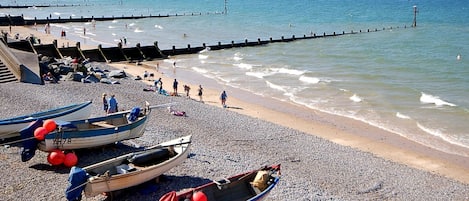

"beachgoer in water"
[220,90,227,108]
[102,93,108,114]
[198,85,203,102]
[172,61,176,74]
[173,79,179,95]
[108,94,118,114]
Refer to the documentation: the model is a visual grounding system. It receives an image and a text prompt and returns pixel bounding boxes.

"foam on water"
[234,63,253,70]
[349,94,362,103]
[245,72,267,79]
[396,112,411,119]
[271,68,305,76]
[420,92,456,107]
[265,80,288,93]
[299,75,320,84]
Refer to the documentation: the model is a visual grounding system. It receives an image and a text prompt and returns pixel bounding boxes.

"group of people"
[102,93,118,114]
[153,77,205,102]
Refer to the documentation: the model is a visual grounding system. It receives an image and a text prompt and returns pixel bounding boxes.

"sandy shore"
[1,25,469,200]
[108,59,469,185]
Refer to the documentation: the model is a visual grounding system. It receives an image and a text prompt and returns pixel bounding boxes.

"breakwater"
[5,25,411,63]
[0,12,220,26]
[0,4,83,9]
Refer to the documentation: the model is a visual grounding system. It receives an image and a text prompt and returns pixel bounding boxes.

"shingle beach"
[1,62,468,201]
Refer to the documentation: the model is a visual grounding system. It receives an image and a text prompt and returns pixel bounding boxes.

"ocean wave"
[234,63,253,70]
[233,52,244,61]
[420,92,456,107]
[265,81,287,93]
[350,94,362,102]
[233,56,243,61]
[396,112,411,119]
[299,75,320,84]
[192,67,208,74]
[112,20,119,23]
[198,54,209,60]
[50,24,70,30]
[246,72,267,79]
[53,12,61,16]
[134,28,144,33]
[154,24,163,29]
[417,123,469,149]
[108,26,115,29]
[271,67,305,75]
[199,47,210,53]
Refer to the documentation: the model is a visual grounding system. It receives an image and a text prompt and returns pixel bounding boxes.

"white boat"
[37,106,150,152]
[65,135,192,200]
[0,101,92,139]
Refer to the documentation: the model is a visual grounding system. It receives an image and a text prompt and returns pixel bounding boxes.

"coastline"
[112,60,469,184]
[3,25,469,184]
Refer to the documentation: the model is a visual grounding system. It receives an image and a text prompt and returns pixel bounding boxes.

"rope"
[64,180,89,194]
[0,136,36,146]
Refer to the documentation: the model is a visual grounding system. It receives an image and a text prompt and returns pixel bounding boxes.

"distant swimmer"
[457,54,461,61]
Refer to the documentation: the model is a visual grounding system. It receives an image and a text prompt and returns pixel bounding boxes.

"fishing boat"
[159,164,281,201]
[37,106,150,152]
[0,101,92,139]
[65,135,192,200]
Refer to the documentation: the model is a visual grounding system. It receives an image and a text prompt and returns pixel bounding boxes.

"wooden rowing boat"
[0,101,92,139]
[159,164,281,201]
[37,106,149,152]
[65,135,192,200]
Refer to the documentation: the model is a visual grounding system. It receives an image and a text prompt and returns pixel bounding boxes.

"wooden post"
[224,0,227,14]
[412,5,418,27]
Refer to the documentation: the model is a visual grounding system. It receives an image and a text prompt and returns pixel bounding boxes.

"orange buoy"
[47,150,65,166]
[43,119,57,132]
[192,191,207,201]
[34,127,48,141]
[63,152,78,167]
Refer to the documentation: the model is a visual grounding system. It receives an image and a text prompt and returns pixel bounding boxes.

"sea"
[2,0,469,157]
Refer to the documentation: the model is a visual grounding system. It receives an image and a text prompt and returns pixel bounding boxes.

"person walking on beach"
[102,93,108,114]
[155,78,163,94]
[143,70,149,80]
[173,79,179,96]
[184,85,191,97]
[108,94,118,114]
[198,85,203,102]
[220,90,228,108]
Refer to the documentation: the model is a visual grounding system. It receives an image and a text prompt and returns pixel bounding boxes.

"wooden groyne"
[0,12,220,26]
[5,25,411,63]
[0,4,84,9]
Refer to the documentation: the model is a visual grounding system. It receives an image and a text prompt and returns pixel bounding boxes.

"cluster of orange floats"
[32,119,78,167]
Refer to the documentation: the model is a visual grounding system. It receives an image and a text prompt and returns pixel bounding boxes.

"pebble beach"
[1,62,469,201]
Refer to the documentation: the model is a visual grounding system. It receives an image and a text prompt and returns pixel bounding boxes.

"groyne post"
[412,5,418,27]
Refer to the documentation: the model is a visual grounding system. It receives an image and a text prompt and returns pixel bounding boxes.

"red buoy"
[43,119,57,132]
[192,191,208,201]
[47,150,65,166]
[63,152,78,167]
[34,127,48,141]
